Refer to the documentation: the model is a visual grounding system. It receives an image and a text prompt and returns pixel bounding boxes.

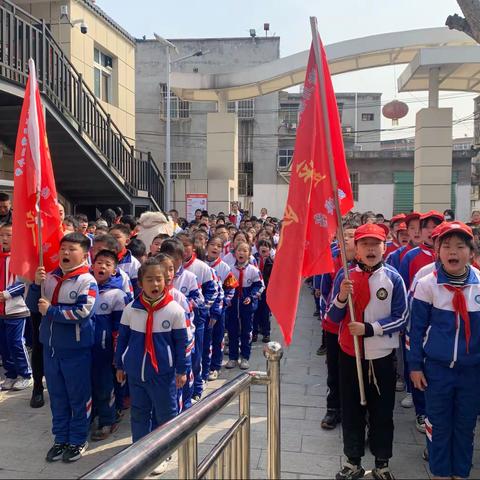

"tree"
[446,0,480,43]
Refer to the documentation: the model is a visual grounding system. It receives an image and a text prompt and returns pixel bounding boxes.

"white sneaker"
[151,456,171,475]
[208,370,219,381]
[2,377,18,390]
[395,378,405,392]
[239,358,250,370]
[401,393,413,408]
[12,377,33,390]
[225,359,238,369]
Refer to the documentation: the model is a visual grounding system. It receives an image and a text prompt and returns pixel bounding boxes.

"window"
[227,99,254,119]
[163,162,191,180]
[160,84,190,119]
[361,113,374,121]
[279,103,299,126]
[337,102,344,122]
[349,172,359,201]
[278,149,294,170]
[94,47,113,103]
[238,162,253,196]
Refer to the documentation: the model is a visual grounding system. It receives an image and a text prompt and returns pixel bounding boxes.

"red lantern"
[382,100,409,126]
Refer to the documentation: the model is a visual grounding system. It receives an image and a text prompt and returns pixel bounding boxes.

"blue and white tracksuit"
[183,256,218,397]
[206,258,236,373]
[114,297,187,442]
[408,266,480,478]
[227,263,264,361]
[118,250,141,297]
[0,258,31,380]
[91,275,129,428]
[26,267,98,446]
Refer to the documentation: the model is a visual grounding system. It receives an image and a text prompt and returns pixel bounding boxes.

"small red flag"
[267,37,353,345]
[11,59,63,281]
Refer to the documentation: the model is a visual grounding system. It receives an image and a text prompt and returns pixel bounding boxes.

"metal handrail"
[0,0,164,209]
[82,342,283,480]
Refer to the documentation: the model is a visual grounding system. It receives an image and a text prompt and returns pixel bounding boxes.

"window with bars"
[279,104,299,126]
[350,172,359,201]
[94,47,114,104]
[227,99,255,119]
[239,162,253,196]
[160,84,190,119]
[361,113,374,121]
[278,149,294,170]
[163,162,191,179]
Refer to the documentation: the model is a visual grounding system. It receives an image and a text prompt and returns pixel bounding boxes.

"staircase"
[0,0,164,212]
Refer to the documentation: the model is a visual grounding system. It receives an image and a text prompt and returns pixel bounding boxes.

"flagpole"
[309,17,366,406]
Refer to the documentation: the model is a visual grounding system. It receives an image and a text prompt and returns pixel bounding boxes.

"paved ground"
[2,285,480,479]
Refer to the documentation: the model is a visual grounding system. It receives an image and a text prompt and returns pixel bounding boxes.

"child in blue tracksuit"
[225,241,264,371]
[115,257,187,443]
[26,232,98,463]
[0,223,32,391]
[178,234,218,400]
[408,222,480,479]
[205,236,237,381]
[90,250,129,441]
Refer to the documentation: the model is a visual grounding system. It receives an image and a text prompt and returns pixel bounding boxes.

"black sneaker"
[336,463,365,480]
[62,442,88,462]
[372,465,395,480]
[313,309,320,317]
[262,335,270,343]
[30,391,45,408]
[46,443,68,462]
[316,345,327,356]
[321,409,341,430]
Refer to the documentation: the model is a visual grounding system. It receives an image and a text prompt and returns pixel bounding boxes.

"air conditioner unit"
[289,122,297,129]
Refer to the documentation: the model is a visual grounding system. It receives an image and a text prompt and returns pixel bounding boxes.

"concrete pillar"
[206,112,238,213]
[414,107,452,212]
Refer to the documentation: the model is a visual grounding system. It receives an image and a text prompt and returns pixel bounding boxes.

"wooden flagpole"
[309,17,367,406]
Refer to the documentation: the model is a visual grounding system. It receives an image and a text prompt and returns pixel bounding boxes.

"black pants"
[30,312,44,393]
[339,349,395,460]
[325,331,340,410]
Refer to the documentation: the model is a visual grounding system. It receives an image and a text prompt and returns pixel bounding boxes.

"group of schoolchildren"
[312,210,480,480]
[0,204,277,471]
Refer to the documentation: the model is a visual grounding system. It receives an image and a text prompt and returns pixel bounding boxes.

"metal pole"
[264,342,283,479]
[178,435,197,479]
[309,16,366,406]
[239,389,250,479]
[165,45,171,211]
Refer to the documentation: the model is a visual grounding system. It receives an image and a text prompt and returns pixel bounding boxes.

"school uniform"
[223,252,257,269]
[384,240,400,259]
[220,241,232,260]
[408,266,480,478]
[328,263,407,462]
[91,275,128,428]
[115,293,187,442]
[253,253,273,338]
[386,243,415,272]
[26,265,98,446]
[227,263,264,361]
[0,252,31,381]
[183,254,218,397]
[117,248,141,297]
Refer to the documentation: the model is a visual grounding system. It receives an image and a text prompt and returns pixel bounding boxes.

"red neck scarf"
[259,256,265,273]
[421,243,436,259]
[183,253,197,269]
[443,284,471,353]
[118,248,128,262]
[236,264,248,298]
[139,291,173,373]
[0,251,10,315]
[51,265,90,305]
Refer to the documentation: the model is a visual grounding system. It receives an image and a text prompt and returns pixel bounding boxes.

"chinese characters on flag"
[267,36,353,345]
[11,59,62,281]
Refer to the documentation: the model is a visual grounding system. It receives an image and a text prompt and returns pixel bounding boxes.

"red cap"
[396,222,407,232]
[354,223,387,242]
[376,223,390,237]
[431,221,448,240]
[420,210,444,223]
[404,212,421,225]
[390,213,406,225]
[437,221,473,241]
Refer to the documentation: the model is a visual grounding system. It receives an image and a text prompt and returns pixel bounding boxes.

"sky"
[96,0,476,141]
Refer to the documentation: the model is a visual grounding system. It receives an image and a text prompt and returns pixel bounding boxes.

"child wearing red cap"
[329,223,407,480]
[384,214,406,258]
[408,222,480,479]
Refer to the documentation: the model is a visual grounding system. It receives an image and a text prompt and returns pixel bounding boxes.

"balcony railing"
[0,0,164,208]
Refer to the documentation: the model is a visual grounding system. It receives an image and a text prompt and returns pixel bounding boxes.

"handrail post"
[178,434,198,479]
[41,19,47,93]
[77,73,83,134]
[264,341,283,480]
[239,389,250,479]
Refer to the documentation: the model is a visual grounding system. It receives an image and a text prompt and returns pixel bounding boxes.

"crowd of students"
[312,208,480,480]
[0,198,276,473]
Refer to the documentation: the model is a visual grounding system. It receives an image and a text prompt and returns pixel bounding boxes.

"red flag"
[11,59,63,281]
[267,36,353,345]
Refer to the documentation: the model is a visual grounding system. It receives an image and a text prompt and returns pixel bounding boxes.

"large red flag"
[267,36,353,345]
[11,59,62,281]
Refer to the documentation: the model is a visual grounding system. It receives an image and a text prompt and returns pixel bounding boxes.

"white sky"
[97,0,475,140]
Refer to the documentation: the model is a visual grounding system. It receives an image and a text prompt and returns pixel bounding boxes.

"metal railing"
[0,0,164,208]
[82,342,283,480]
